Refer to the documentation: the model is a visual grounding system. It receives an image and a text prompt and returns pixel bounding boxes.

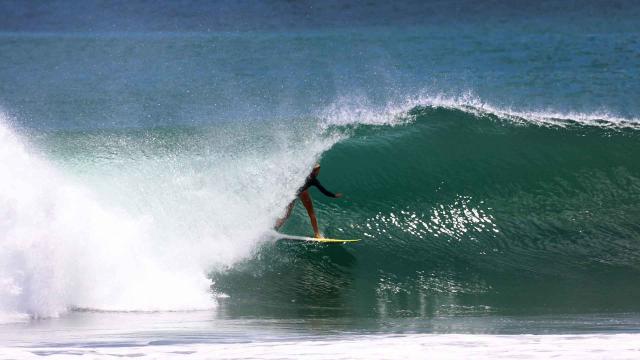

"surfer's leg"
[299,191,321,238]
[275,199,296,229]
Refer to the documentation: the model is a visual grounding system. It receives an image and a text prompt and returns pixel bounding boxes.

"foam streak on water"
[1,334,639,359]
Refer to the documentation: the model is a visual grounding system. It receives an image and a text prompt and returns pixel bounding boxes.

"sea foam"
[0,115,337,322]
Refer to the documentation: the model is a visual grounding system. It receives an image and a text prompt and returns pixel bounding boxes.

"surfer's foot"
[314,233,323,239]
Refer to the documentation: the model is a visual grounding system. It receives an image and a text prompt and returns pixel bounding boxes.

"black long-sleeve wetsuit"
[297,175,337,198]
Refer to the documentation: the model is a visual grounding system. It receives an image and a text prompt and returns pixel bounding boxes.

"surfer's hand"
[335,193,343,198]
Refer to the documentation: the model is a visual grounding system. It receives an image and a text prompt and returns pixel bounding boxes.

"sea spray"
[0,117,219,321]
[319,93,640,130]
[0,115,340,321]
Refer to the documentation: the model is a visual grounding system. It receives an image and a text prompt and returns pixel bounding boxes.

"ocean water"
[1,0,640,358]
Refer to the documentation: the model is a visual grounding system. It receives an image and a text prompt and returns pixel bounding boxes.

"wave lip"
[318,93,640,130]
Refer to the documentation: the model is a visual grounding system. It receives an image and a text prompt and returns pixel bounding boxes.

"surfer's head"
[311,163,321,177]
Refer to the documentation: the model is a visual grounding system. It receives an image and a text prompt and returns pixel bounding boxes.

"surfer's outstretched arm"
[299,190,322,238]
[310,178,342,198]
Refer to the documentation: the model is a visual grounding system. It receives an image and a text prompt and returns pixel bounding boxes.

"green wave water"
[213,105,640,318]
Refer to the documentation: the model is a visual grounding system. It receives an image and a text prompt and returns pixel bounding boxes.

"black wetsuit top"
[297,175,337,198]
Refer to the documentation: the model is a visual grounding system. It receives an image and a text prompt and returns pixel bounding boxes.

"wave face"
[2,97,640,321]
[213,103,640,318]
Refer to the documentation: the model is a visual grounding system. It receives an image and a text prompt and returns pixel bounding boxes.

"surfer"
[275,163,342,238]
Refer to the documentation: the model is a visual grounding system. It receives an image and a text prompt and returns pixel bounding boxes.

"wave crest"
[318,93,640,130]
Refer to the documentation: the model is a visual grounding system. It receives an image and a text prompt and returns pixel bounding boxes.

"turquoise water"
[1,1,640,358]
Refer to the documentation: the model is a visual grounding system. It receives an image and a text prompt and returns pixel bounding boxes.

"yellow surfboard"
[275,232,360,243]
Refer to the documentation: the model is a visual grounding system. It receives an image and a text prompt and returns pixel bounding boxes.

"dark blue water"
[1,0,638,130]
